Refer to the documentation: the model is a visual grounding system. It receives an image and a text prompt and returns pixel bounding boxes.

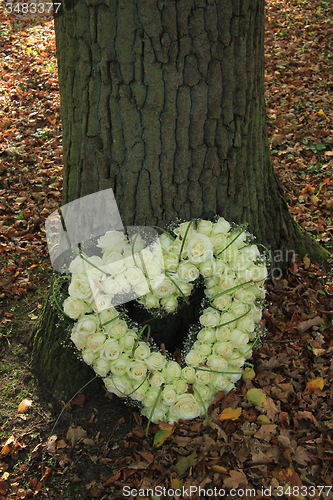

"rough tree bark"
[30,0,327,399]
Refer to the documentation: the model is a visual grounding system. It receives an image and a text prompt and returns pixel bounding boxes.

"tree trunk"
[30,0,327,398]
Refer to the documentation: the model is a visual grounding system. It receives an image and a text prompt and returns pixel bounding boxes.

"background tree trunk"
[30,0,327,399]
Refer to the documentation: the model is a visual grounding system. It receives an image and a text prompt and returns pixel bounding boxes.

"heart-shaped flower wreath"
[60,218,267,424]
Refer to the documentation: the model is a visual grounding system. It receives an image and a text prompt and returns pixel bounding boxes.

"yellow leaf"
[171,478,183,490]
[17,399,32,414]
[153,424,174,447]
[303,254,311,265]
[257,415,271,424]
[247,388,267,408]
[1,436,16,456]
[318,109,326,117]
[218,407,242,421]
[306,378,324,392]
[242,368,256,381]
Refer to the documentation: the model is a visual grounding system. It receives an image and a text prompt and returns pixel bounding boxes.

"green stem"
[217,223,249,257]
[193,386,209,426]
[165,271,190,305]
[179,219,195,261]
[145,387,163,437]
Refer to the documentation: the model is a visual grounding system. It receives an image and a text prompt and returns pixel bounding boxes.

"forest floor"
[0,0,333,499]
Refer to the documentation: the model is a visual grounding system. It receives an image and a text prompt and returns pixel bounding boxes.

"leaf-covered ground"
[0,1,333,499]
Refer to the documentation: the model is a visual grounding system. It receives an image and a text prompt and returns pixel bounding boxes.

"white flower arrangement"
[62,218,268,425]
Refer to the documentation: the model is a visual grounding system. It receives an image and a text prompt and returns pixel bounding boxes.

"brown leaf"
[296,316,325,333]
[263,397,279,421]
[293,446,312,465]
[46,435,57,455]
[170,451,198,476]
[305,378,324,392]
[71,394,87,408]
[254,424,277,442]
[223,470,248,489]
[66,426,87,446]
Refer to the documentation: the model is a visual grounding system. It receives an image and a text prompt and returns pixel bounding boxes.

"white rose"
[238,343,254,359]
[133,341,151,360]
[145,261,163,280]
[101,276,121,296]
[233,230,248,249]
[213,218,231,234]
[181,366,196,384]
[152,277,176,299]
[87,331,106,352]
[105,319,128,339]
[219,242,238,263]
[197,220,213,235]
[228,352,246,368]
[187,232,213,264]
[63,297,88,319]
[214,341,234,357]
[231,250,252,272]
[104,374,132,397]
[110,354,131,375]
[140,292,160,309]
[169,394,202,421]
[142,388,162,408]
[149,372,165,388]
[173,277,193,297]
[219,311,236,328]
[229,329,250,348]
[206,354,228,372]
[237,316,255,333]
[129,233,145,253]
[212,293,232,311]
[97,231,127,252]
[114,274,131,294]
[198,259,216,277]
[92,293,112,312]
[118,330,138,352]
[237,265,268,284]
[214,374,232,391]
[161,295,178,313]
[172,237,188,258]
[162,386,178,405]
[219,274,237,291]
[103,251,127,275]
[131,380,149,402]
[163,361,182,382]
[141,403,168,424]
[84,255,105,281]
[204,286,219,299]
[184,350,202,366]
[174,221,194,238]
[93,358,111,377]
[173,378,188,394]
[192,341,212,358]
[193,383,215,402]
[210,233,228,252]
[133,280,150,297]
[69,255,86,274]
[215,260,229,277]
[215,326,231,342]
[127,360,147,381]
[82,348,98,365]
[229,300,249,318]
[125,267,145,285]
[159,233,174,251]
[241,245,260,262]
[69,275,93,301]
[234,287,256,304]
[199,307,221,328]
[227,372,242,383]
[145,352,167,371]
[195,369,214,385]
[98,307,119,326]
[197,328,216,343]
[251,304,263,322]
[163,251,179,272]
[176,261,198,282]
[75,315,98,336]
[205,276,219,288]
[100,339,120,360]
